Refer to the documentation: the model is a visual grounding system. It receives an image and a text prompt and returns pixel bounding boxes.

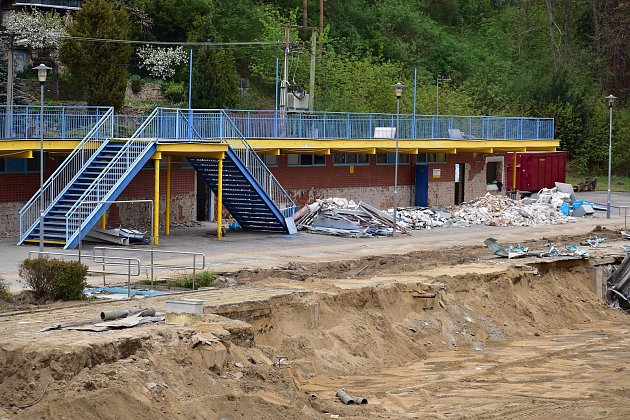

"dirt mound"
[1,245,628,418]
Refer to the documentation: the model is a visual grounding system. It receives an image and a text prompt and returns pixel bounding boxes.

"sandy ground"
[1,218,630,418]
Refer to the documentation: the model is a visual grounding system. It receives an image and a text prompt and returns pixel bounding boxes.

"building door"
[454,163,465,205]
[196,172,208,221]
[415,164,429,207]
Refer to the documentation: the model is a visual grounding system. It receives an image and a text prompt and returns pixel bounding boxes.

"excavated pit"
[2,251,628,419]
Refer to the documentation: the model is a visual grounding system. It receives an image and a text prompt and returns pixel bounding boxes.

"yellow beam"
[0,150,33,158]
[100,212,106,229]
[329,148,376,154]
[217,158,223,241]
[376,148,418,154]
[282,148,331,155]
[246,138,559,154]
[165,156,171,236]
[153,156,160,246]
[256,148,281,155]
[156,143,228,157]
[0,140,79,152]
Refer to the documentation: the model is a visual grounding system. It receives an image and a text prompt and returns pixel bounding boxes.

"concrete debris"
[621,231,630,240]
[388,206,451,230]
[295,198,408,237]
[452,193,571,227]
[607,254,630,310]
[484,238,589,259]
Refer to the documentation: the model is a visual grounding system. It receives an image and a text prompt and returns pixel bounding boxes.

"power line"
[62,36,283,47]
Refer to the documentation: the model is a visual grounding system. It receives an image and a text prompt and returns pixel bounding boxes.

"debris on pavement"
[484,238,590,259]
[295,198,408,237]
[40,307,163,332]
[453,193,571,227]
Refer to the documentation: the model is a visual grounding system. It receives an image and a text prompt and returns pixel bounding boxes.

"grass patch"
[566,171,630,192]
[140,270,217,290]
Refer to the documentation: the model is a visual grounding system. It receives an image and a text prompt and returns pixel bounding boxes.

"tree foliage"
[59,0,132,109]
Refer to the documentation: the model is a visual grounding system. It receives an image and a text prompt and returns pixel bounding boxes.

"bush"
[0,278,10,300]
[163,81,185,103]
[130,75,143,94]
[178,271,217,290]
[18,258,88,301]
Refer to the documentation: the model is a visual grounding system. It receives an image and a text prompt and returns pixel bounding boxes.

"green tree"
[60,0,132,109]
[191,46,239,109]
[134,0,211,41]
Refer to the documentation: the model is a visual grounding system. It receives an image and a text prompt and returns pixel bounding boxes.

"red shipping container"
[505,151,567,192]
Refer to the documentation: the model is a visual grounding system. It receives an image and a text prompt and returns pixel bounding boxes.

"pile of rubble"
[294,198,406,237]
[390,207,452,230]
[450,193,571,227]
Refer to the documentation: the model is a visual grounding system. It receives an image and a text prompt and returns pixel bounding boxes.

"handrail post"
[192,254,196,290]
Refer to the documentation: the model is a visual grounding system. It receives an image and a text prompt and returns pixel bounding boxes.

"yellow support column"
[512,152,517,191]
[165,156,171,236]
[217,158,223,241]
[100,212,106,229]
[154,157,160,245]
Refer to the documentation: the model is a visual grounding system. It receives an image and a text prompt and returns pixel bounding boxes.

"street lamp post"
[33,63,51,254]
[392,82,403,237]
[606,94,616,220]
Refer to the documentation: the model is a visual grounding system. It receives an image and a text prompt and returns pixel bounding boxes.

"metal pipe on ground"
[336,388,368,405]
[100,307,156,321]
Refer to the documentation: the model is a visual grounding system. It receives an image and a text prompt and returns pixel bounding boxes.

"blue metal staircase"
[189,150,294,232]
[19,109,158,249]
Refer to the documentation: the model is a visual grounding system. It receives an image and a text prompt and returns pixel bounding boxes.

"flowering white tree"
[4,9,68,51]
[136,45,188,79]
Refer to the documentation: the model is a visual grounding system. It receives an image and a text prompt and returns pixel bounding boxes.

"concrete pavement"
[2,207,628,293]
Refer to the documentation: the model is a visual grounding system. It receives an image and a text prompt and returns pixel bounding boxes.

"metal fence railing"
[0,105,111,140]
[0,106,555,142]
[18,108,114,244]
[151,108,296,214]
[64,109,159,247]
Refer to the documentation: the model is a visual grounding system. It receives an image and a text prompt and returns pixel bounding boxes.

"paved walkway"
[3,207,627,292]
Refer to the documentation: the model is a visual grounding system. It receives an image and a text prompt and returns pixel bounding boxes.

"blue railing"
[0,106,555,141]
[0,105,111,140]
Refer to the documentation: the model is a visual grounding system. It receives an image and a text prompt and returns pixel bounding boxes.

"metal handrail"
[64,109,160,245]
[29,250,141,298]
[0,105,111,140]
[150,108,295,214]
[18,108,114,243]
[220,110,296,213]
[93,246,206,288]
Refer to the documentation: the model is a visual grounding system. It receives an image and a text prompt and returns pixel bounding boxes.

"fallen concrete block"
[572,204,594,217]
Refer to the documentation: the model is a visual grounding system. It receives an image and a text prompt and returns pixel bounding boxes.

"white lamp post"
[606,94,616,219]
[33,63,51,253]
[392,82,403,237]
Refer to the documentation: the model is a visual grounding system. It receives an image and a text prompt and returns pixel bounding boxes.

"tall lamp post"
[392,82,403,237]
[33,64,51,253]
[605,94,616,219]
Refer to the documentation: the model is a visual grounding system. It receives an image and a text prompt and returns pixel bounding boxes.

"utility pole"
[319,0,324,34]
[303,0,308,28]
[5,33,14,139]
[279,26,290,112]
[309,30,316,111]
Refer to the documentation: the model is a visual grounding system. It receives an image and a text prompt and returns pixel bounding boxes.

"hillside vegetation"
[5,0,630,174]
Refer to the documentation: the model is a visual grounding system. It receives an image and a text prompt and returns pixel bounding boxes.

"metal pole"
[39,82,44,254]
[607,104,613,219]
[393,96,400,237]
[412,68,417,139]
[435,78,439,117]
[127,259,131,299]
[150,200,154,288]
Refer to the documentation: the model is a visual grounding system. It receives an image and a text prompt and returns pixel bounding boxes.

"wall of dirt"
[1,258,625,419]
